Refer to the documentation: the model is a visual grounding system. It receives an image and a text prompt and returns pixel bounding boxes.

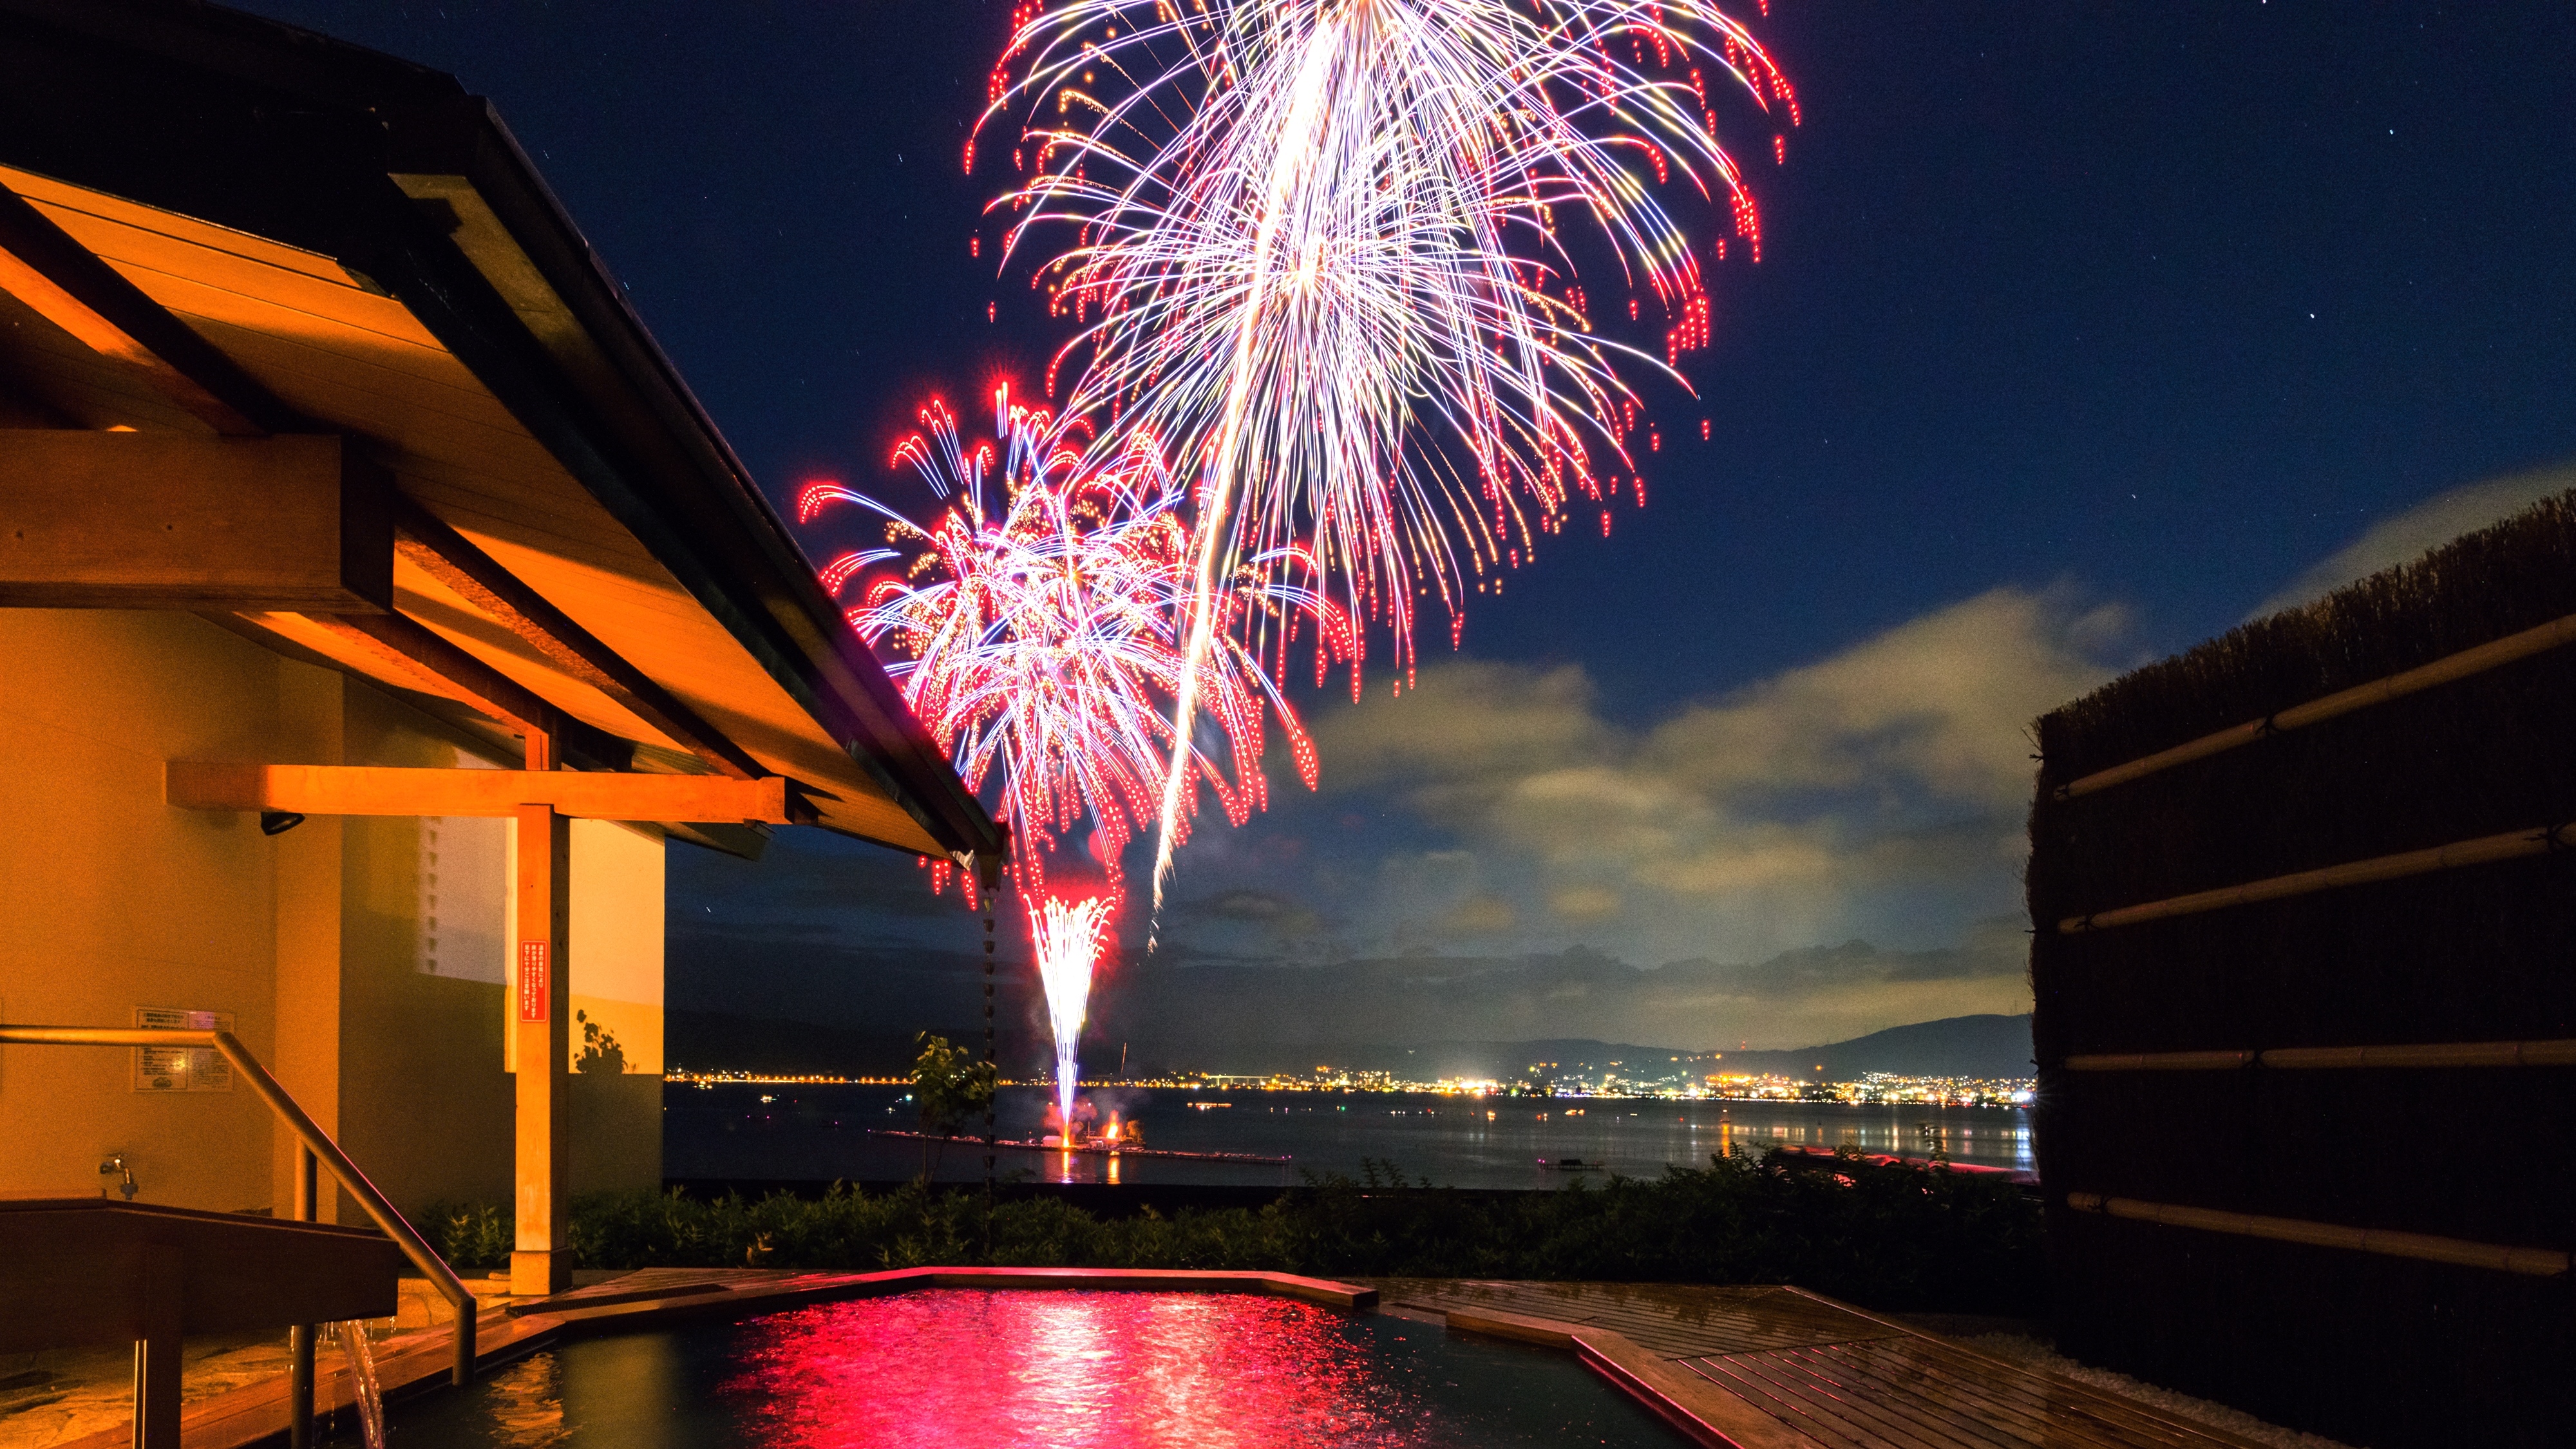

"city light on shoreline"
[665,1067,2033,1107]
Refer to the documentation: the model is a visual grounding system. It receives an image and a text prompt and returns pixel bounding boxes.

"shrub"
[445,1146,2039,1314]
[421,1200,511,1270]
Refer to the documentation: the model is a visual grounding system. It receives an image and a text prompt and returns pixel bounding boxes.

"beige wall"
[270,663,347,1219]
[567,817,667,1079]
[0,609,668,1222]
[504,816,667,1194]
[332,685,517,1223]
[569,817,665,1193]
[0,611,285,1212]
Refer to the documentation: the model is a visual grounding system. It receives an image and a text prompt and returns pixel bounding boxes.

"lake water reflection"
[666,1084,2033,1190]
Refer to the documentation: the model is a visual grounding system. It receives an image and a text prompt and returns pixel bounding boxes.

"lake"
[664,1083,2034,1190]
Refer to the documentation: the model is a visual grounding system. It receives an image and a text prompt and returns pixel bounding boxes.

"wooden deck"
[17,1271,2280,1449]
[43,1299,557,1449]
[1370,1279,2277,1449]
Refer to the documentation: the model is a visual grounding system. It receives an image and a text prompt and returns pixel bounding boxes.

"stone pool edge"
[512,1265,1379,1329]
[71,1266,1832,1449]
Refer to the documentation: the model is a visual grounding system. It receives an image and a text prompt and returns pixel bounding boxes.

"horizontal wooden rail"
[2065,1039,2576,1072]
[2055,611,2576,800]
[167,761,808,825]
[0,1026,478,1385]
[2058,822,2571,933]
[2064,1050,2256,1071]
[2065,1192,2569,1277]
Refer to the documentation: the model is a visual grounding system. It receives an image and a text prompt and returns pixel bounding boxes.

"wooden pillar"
[288,1147,317,1449]
[131,1244,182,1449]
[980,853,1001,1198]
[509,731,572,1296]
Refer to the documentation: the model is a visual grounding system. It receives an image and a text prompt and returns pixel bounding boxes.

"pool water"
[368,1290,1691,1448]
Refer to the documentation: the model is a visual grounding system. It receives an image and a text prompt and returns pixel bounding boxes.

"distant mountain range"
[1179,1013,2034,1083]
[668,1008,2034,1083]
[670,925,2032,1078]
[1683,1013,2036,1079]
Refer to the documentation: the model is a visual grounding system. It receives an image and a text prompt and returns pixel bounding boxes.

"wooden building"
[0,0,1001,1295]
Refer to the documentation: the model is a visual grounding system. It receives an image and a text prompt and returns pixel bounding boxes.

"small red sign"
[518,941,549,1023]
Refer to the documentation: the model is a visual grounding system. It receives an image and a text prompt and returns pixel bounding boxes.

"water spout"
[1027,891,1115,1136]
[327,1320,385,1449]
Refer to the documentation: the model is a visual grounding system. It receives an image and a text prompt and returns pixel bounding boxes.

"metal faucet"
[100,1153,137,1200]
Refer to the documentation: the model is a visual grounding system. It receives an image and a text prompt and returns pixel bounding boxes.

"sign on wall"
[505,818,665,1075]
[518,942,549,1023]
[132,1007,233,1092]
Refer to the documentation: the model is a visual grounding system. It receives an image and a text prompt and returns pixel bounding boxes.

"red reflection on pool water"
[715,1290,1431,1448]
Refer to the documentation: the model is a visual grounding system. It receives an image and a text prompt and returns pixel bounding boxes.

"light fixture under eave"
[260,810,306,837]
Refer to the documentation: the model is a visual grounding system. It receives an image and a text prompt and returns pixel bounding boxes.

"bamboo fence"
[2056,611,2576,800]
[2064,1039,2576,1072]
[2063,1193,2569,1277]
[2056,822,2573,933]
[2025,489,2576,1447]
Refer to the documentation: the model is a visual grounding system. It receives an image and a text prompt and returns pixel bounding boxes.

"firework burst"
[801,384,1336,898]
[980,0,1794,908]
[801,386,1341,1122]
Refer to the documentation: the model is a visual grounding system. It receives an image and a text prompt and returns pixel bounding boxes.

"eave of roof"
[0,0,1001,861]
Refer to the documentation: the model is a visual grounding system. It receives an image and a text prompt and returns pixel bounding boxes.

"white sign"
[133,1007,234,1093]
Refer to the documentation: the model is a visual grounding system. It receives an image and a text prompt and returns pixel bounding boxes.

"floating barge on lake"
[867,1129,1290,1165]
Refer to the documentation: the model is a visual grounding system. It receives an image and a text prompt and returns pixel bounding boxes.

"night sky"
[232,1,2576,1057]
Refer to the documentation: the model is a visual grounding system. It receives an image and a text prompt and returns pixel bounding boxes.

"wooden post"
[510,732,573,1297]
[289,1146,317,1449]
[979,852,1002,1208]
[131,1244,182,1448]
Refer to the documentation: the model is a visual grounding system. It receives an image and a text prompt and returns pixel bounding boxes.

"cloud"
[1305,585,2123,967]
[687,586,2116,1056]
[1169,887,1328,945]
[2251,461,2576,618]
[1097,922,2031,1054]
[1549,884,1622,921]
[1439,893,1517,935]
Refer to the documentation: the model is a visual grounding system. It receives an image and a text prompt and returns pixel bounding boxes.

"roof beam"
[348,180,996,855]
[167,761,810,826]
[0,182,305,436]
[290,609,632,771]
[663,821,772,862]
[216,609,635,775]
[0,430,390,611]
[298,609,546,735]
[392,497,764,780]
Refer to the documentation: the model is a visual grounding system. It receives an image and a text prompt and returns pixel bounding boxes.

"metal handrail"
[0,1025,478,1385]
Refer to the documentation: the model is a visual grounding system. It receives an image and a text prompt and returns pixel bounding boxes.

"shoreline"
[866,1128,1292,1164]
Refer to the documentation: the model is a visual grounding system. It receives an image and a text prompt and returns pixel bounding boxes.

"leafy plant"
[421,1200,509,1270]
[574,1010,627,1075]
[906,1032,998,1179]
